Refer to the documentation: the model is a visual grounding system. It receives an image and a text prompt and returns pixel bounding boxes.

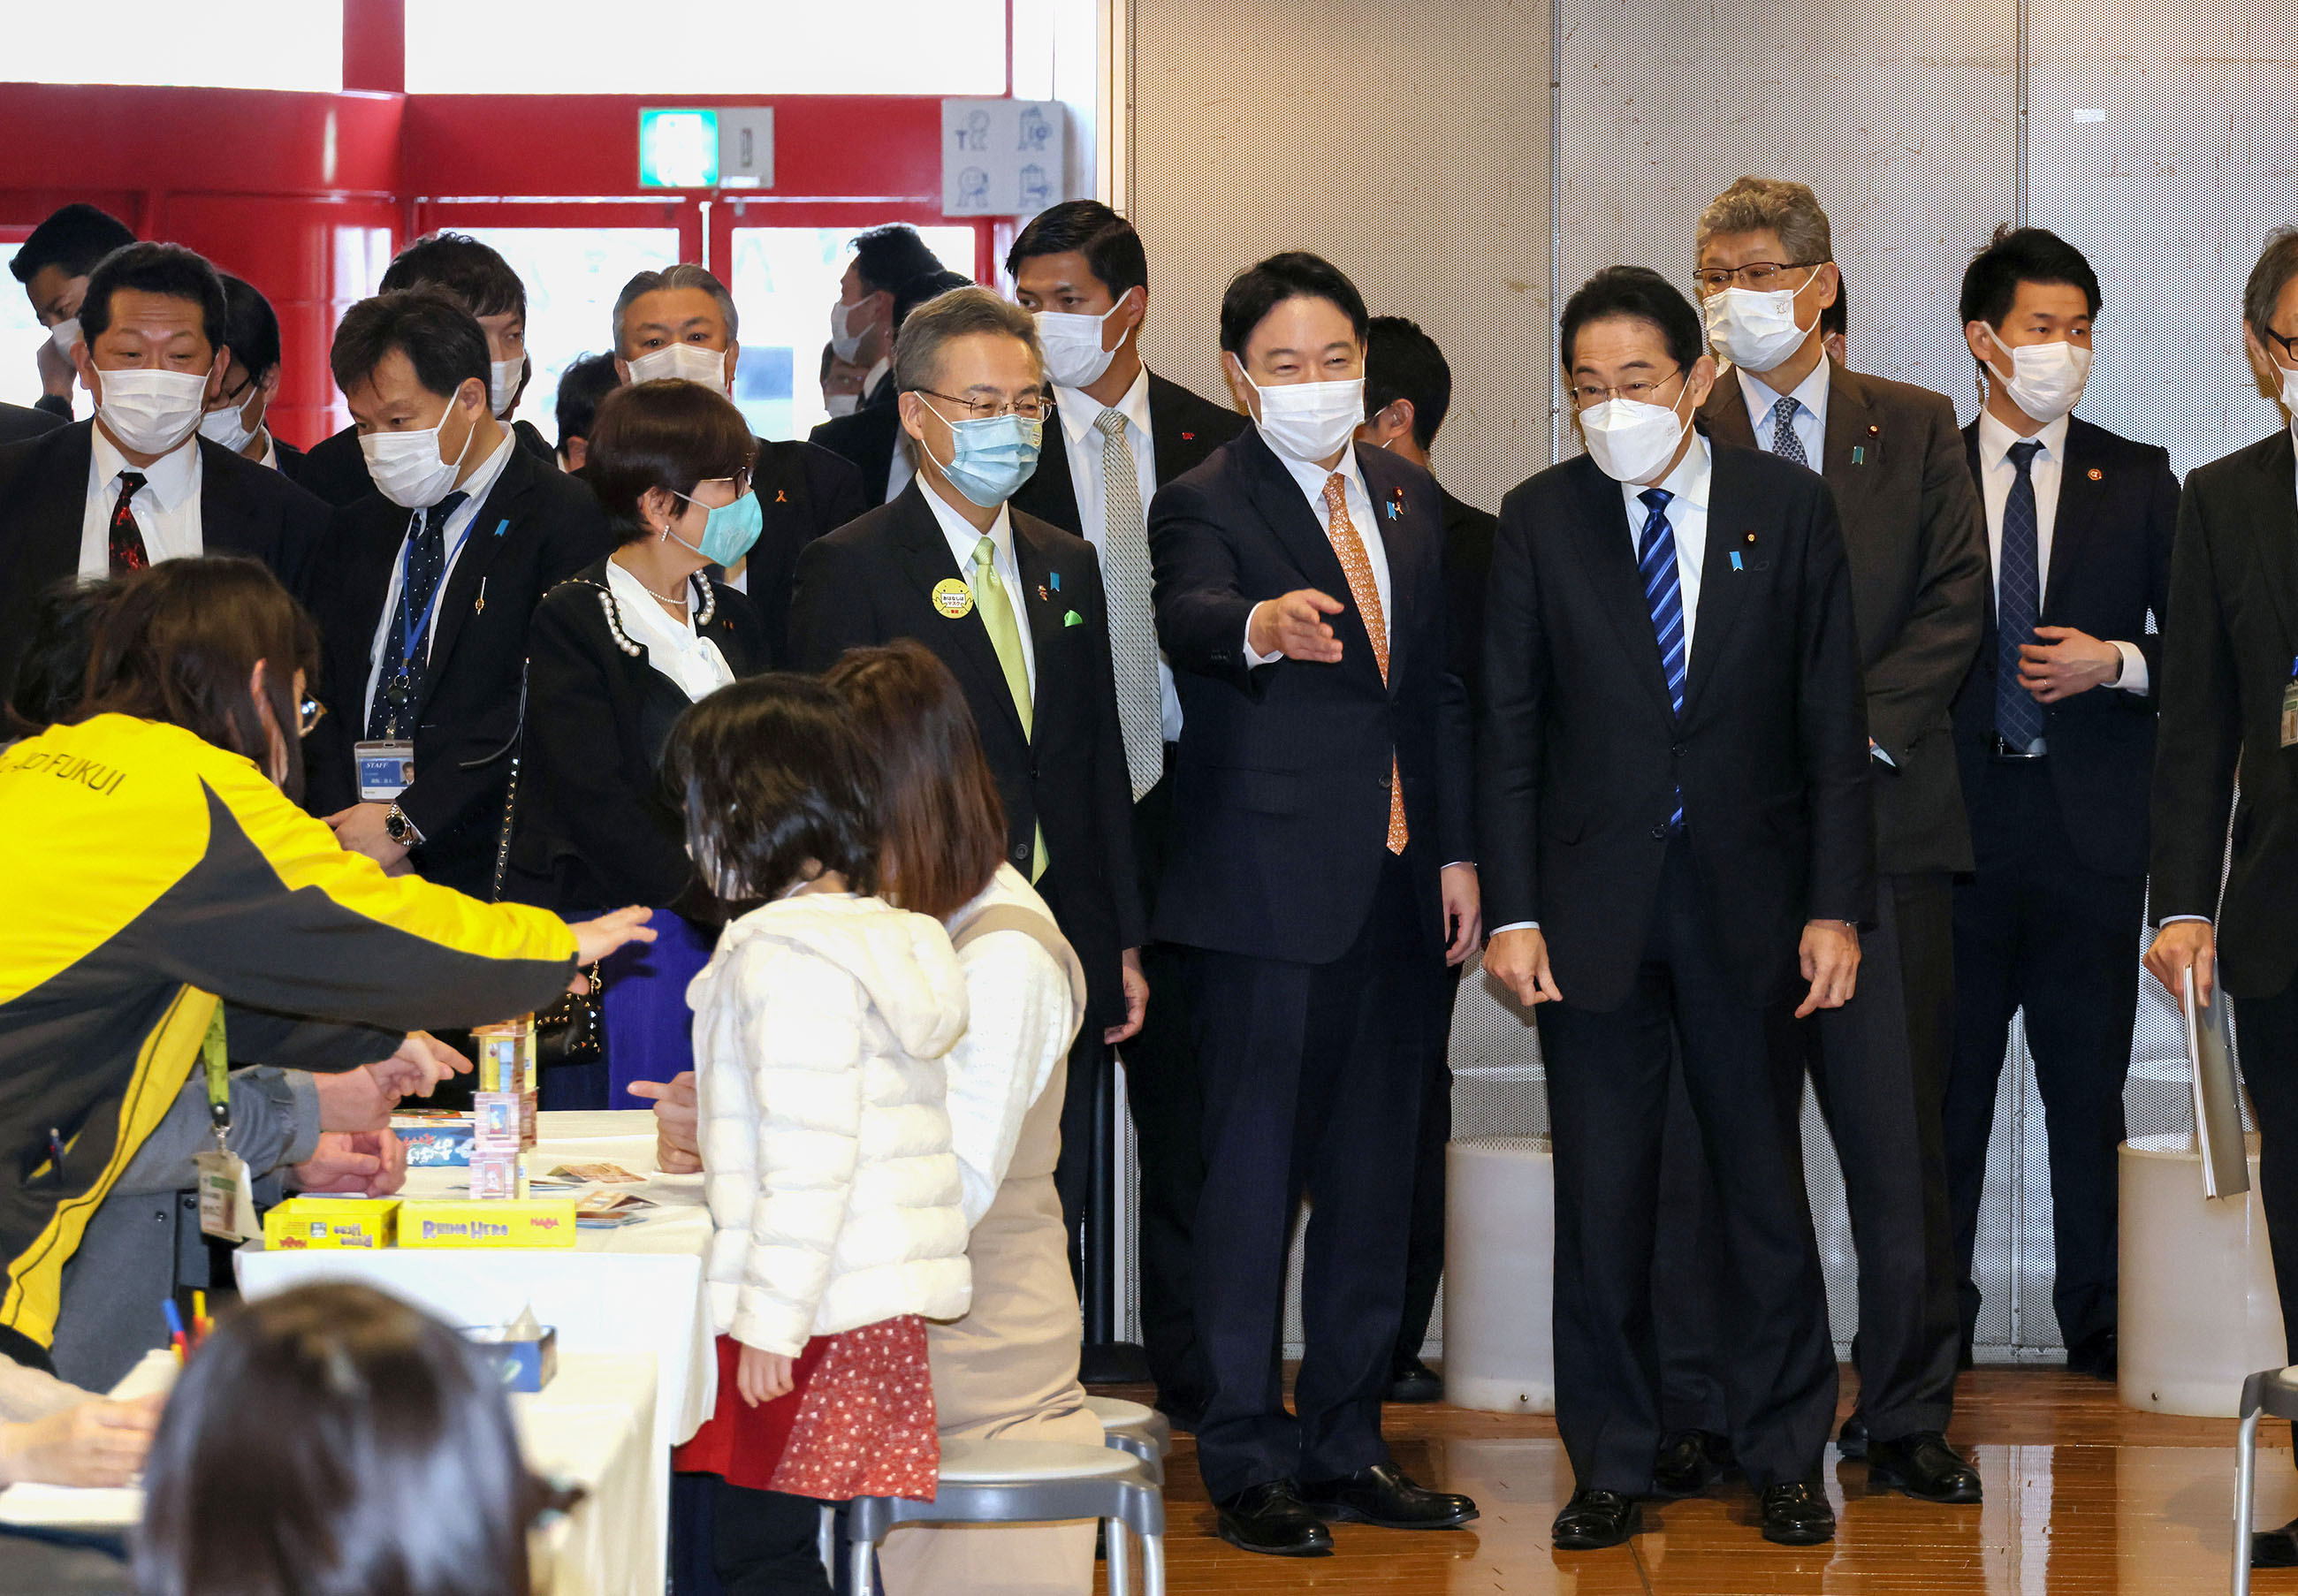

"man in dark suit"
[608,262,868,662]
[0,402,60,445]
[2146,224,2298,1572]
[1354,313,1494,1405]
[303,289,612,897]
[1944,227,2177,1386]
[828,224,946,412]
[202,274,306,476]
[0,243,327,699]
[1006,200,1244,1418]
[295,233,556,506]
[1485,265,1869,1552]
[1148,252,1478,1557]
[1658,177,1989,1505]
[790,285,1148,1087]
[810,266,971,508]
[9,202,135,422]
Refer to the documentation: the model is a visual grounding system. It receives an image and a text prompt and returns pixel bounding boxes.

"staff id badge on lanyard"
[192,1007,257,1243]
[2283,657,2298,748]
[355,507,478,800]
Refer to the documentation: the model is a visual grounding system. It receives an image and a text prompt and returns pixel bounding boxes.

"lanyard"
[398,501,483,670]
[202,1004,231,1145]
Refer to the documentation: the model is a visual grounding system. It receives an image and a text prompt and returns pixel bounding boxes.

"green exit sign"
[639,109,719,189]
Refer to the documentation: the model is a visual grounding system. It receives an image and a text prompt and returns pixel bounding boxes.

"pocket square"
[1063,610,1084,627]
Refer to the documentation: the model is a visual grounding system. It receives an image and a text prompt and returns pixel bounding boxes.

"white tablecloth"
[235,1112,714,1586]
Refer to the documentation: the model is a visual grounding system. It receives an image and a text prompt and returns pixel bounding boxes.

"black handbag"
[488,722,605,1068]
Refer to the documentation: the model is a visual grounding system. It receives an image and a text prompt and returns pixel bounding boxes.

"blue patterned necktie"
[1637,487,1687,828]
[1770,396,1809,467]
[1995,441,2046,751]
[367,490,468,740]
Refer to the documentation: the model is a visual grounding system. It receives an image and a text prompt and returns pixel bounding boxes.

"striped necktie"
[1637,487,1686,829]
[1320,473,1408,855]
[1996,440,2047,751]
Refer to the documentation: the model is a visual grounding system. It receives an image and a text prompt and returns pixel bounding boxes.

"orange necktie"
[1321,473,1408,855]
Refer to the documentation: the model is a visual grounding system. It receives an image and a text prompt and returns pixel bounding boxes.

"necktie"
[970,534,1048,880]
[1095,409,1163,802]
[366,491,468,741]
[1320,473,1408,855]
[1637,487,1687,830]
[108,472,149,577]
[1769,396,1810,468]
[1996,440,2047,752]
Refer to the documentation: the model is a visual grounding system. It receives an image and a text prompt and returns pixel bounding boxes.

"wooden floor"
[1093,1366,2298,1593]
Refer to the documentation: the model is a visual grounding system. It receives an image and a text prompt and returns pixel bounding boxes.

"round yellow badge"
[932,578,976,619]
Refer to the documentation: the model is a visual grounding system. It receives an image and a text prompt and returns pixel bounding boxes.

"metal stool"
[2233,1366,2298,1593]
[846,1438,1165,1596]
[1084,1394,1172,1482]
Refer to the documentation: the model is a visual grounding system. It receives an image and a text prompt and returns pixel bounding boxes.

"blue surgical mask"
[919,399,1042,508]
[667,485,764,566]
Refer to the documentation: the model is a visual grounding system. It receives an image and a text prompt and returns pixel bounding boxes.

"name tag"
[2283,679,2298,749]
[355,740,415,802]
[194,1149,257,1243]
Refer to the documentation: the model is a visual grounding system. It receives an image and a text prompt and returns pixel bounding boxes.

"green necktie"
[971,535,1048,880]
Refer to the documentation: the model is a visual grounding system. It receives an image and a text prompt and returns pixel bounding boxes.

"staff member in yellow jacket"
[0,556,653,1371]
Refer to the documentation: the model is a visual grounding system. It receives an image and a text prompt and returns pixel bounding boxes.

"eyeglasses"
[297,695,328,738]
[2264,327,2298,363]
[917,389,1049,423]
[1691,261,1825,294]
[1571,366,1687,410]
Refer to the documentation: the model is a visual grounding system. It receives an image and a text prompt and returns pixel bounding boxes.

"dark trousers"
[1185,852,1439,1502]
[2237,979,2298,1369]
[1394,964,1463,1372]
[1544,837,1837,1493]
[1655,868,1959,1443]
[1944,758,2145,1352]
[710,1480,830,1596]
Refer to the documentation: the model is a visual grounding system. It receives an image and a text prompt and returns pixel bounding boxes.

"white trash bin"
[2119,1133,2286,1417]
[1442,1136,1555,1413]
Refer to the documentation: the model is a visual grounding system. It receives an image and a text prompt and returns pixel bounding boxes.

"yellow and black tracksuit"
[0,713,578,1365]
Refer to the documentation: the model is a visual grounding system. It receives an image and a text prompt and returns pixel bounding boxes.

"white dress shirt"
[605,558,735,703]
[79,424,203,579]
[923,481,1036,692]
[1244,437,1390,666]
[256,429,279,472]
[1055,366,1183,742]
[361,431,519,729]
[1976,407,2147,698]
[1738,359,1830,463]
[888,430,918,502]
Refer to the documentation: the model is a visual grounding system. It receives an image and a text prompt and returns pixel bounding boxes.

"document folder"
[2185,967,2250,1199]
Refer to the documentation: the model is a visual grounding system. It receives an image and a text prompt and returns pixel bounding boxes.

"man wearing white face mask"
[0,242,328,703]
[608,264,865,663]
[1483,265,1868,1552]
[1665,178,1988,1508]
[201,274,306,477]
[1146,253,1477,1557]
[9,202,135,423]
[302,290,612,897]
[1941,228,2178,1392]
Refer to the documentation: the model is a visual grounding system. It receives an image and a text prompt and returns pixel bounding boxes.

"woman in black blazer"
[509,380,770,1107]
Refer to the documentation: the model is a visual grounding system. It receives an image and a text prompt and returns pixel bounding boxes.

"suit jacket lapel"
[2044,420,2104,623]
[194,440,262,557]
[1819,365,1882,526]
[1025,414,1083,533]
[1358,448,1417,692]
[1682,449,1754,719]
[1012,518,1066,724]
[417,445,530,717]
[1572,461,1679,722]
[2249,429,2298,658]
[892,485,1030,744]
[1234,427,1374,680]
[17,425,94,598]
[1697,375,1758,450]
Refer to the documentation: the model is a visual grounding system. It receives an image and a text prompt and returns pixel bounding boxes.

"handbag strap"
[484,664,530,904]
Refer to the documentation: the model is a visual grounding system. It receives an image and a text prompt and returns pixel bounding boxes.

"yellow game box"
[263,1197,401,1250]
[396,1199,579,1250]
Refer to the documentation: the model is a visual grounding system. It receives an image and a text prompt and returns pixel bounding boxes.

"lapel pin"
[932,578,975,619]
[775,489,789,504]
[1852,445,1867,465]
[492,518,510,537]
[1744,532,1757,543]
[1866,423,1880,437]
[2088,467,2104,481]
[1037,583,1051,603]
[1731,551,1745,572]
[1181,431,1196,442]
[1050,572,1062,592]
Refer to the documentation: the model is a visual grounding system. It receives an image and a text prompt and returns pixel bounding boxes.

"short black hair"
[1006,201,1148,300]
[381,231,527,320]
[850,225,947,298]
[1363,316,1453,451]
[1219,251,1369,357]
[1960,224,2102,331]
[79,242,228,351]
[8,577,118,735]
[9,202,134,285]
[1560,265,1705,374]
[1822,273,1846,341]
[553,353,621,455]
[217,274,282,384]
[893,269,974,337]
[330,288,491,403]
[588,379,757,546]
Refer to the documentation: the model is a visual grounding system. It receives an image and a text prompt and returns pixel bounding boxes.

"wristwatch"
[384,802,423,849]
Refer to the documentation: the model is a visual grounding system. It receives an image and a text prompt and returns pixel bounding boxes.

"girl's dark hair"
[7,577,119,736]
[588,380,757,547]
[135,1282,574,1596]
[69,558,319,801]
[825,642,1005,923]
[664,673,880,902]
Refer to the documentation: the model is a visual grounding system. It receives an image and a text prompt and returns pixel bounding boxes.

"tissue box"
[463,1323,558,1391]
[263,1197,401,1250]
[397,1199,578,1249]
[393,1116,473,1168]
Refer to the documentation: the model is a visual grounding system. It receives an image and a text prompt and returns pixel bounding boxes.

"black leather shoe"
[1552,1486,1640,1549]
[1215,1481,1334,1557]
[1866,1431,1982,1504]
[1299,1462,1478,1530]
[2066,1328,2118,1382]
[1388,1357,1444,1403]
[1836,1414,1868,1460]
[2254,1513,2298,1568]
[1760,1481,1837,1547]
[1651,1428,1734,1496]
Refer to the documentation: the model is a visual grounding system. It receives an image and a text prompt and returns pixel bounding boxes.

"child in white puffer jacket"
[665,674,970,1596]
